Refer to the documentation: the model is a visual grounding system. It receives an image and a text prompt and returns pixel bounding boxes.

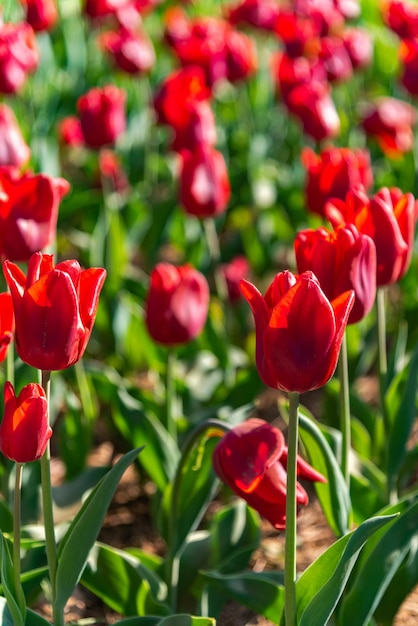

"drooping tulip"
[3,253,106,371]
[213,418,326,529]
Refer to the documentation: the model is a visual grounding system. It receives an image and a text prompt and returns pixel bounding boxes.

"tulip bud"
[145,263,209,346]
[77,85,127,149]
[0,382,51,463]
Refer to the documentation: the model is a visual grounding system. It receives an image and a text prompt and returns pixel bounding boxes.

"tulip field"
[1,0,418,624]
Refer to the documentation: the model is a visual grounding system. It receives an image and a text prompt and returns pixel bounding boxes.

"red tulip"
[302,146,373,217]
[326,186,417,286]
[275,9,319,57]
[226,0,281,32]
[0,167,70,262]
[179,144,231,219]
[219,256,250,303]
[361,97,416,158]
[171,100,217,153]
[285,80,340,142]
[3,253,106,371]
[0,292,14,363]
[0,22,39,94]
[399,38,418,96]
[20,0,58,32]
[342,28,373,71]
[382,0,418,39]
[57,116,84,147]
[99,26,155,75]
[225,28,258,83]
[145,263,209,346]
[213,418,326,529]
[77,85,126,149]
[240,271,354,393]
[0,382,51,463]
[294,224,377,324]
[84,0,131,19]
[0,104,31,168]
[319,36,353,83]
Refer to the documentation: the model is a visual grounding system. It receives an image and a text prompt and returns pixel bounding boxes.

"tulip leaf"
[338,496,418,626]
[384,346,418,484]
[298,409,350,537]
[114,617,215,626]
[201,570,284,622]
[81,542,169,617]
[0,533,26,626]
[0,597,50,626]
[55,447,143,616]
[114,388,180,492]
[296,514,397,626]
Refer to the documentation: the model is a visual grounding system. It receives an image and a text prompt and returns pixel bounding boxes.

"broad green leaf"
[298,410,350,537]
[338,497,418,626]
[81,542,168,617]
[55,448,143,615]
[0,532,25,626]
[0,500,12,533]
[157,616,215,626]
[349,464,387,524]
[296,515,397,626]
[385,347,418,482]
[51,466,108,509]
[201,570,284,622]
[0,598,50,626]
[114,388,179,492]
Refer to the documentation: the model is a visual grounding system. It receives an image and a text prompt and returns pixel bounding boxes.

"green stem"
[284,392,300,626]
[203,218,228,301]
[339,333,351,489]
[39,371,63,626]
[166,419,230,612]
[165,349,177,443]
[13,463,25,617]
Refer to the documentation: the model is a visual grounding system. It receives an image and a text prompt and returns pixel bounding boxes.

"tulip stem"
[284,391,299,626]
[203,218,228,301]
[39,371,62,626]
[339,332,351,489]
[13,462,25,619]
[165,349,177,443]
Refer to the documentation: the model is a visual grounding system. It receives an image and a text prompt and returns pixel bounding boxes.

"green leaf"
[55,447,143,615]
[296,514,397,626]
[0,532,26,626]
[0,499,13,533]
[157,616,215,626]
[298,409,350,537]
[114,388,179,492]
[385,347,418,482]
[81,542,169,617]
[201,570,284,622]
[338,497,418,626]
[0,598,50,626]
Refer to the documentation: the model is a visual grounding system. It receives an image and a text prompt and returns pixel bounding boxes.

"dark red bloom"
[0,382,51,463]
[0,22,39,94]
[20,0,58,32]
[275,9,320,58]
[318,35,353,83]
[294,224,376,324]
[145,263,209,346]
[0,104,31,168]
[302,146,373,217]
[342,28,373,71]
[180,144,231,219]
[171,100,217,153]
[57,117,84,147]
[3,253,106,371]
[77,85,126,149]
[0,167,70,262]
[219,256,250,303]
[285,80,340,142]
[326,186,417,286]
[360,97,416,158]
[98,149,130,194]
[99,26,155,75]
[226,0,281,32]
[0,292,14,363]
[240,271,354,393]
[399,38,418,96]
[213,418,326,529]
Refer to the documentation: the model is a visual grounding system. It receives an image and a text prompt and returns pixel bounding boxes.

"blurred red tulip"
[3,252,106,371]
[145,263,209,346]
[293,0,344,36]
[77,85,126,149]
[225,0,281,31]
[399,38,418,96]
[0,292,14,363]
[172,100,217,153]
[20,0,58,32]
[382,0,418,39]
[99,26,155,75]
[0,382,52,463]
[240,271,354,393]
[225,28,258,83]
[219,256,250,303]
[361,97,416,158]
[57,117,84,147]
[285,80,340,142]
[319,36,353,83]
[326,186,417,286]
[275,9,320,58]
[295,224,377,324]
[180,144,231,219]
[342,28,373,70]
[0,167,70,262]
[98,149,130,194]
[0,104,31,168]
[302,146,373,216]
[0,22,39,94]
[213,418,326,529]
[84,0,131,19]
